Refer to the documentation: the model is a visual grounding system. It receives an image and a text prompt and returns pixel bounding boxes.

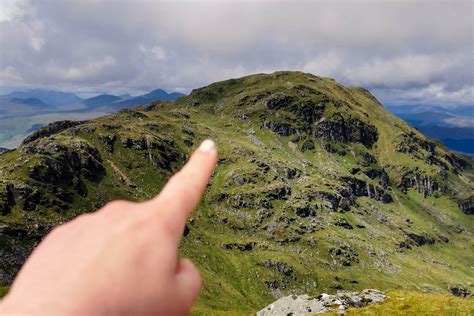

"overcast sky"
[0,0,473,106]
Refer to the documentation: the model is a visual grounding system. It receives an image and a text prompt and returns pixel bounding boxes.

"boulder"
[257,289,386,315]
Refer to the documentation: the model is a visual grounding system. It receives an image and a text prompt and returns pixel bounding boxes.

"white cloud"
[46,56,116,81]
[0,0,472,105]
[0,66,22,84]
[343,54,464,88]
[0,0,28,22]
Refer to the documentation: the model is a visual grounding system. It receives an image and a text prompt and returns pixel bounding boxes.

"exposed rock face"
[399,171,440,197]
[399,232,436,249]
[119,135,182,170]
[262,120,301,136]
[21,120,84,145]
[340,176,392,203]
[329,245,359,266]
[257,289,386,315]
[458,197,474,215]
[261,260,294,276]
[22,139,104,187]
[396,132,435,155]
[221,242,256,251]
[448,285,473,298]
[315,113,378,148]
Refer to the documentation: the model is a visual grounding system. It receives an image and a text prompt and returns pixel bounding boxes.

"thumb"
[175,258,202,310]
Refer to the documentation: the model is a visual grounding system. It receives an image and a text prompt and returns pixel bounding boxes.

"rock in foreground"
[257,289,386,315]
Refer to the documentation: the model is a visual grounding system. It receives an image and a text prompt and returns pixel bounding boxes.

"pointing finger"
[148,139,217,242]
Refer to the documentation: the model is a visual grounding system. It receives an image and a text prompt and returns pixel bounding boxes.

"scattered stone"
[221,242,255,251]
[257,289,386,315]
[448,285,472,298]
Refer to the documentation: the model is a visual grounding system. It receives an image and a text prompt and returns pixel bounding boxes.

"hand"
[0,140,218,315]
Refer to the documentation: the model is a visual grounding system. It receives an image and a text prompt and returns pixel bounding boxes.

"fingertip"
[198,139,216,153]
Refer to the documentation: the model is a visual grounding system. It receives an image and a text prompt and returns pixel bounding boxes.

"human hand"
[0,139,218,315]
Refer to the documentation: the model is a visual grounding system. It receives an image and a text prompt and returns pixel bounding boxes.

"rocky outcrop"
[261,260,294,276]
[340,176,392,203]
[399,232,436,249]
[399,171,440,197]
[448,285,473,298]
[262,120,302,136]
[21,120,84,145]
[315,113,378,148]
[329,245,359,266]
[265,93,294,110]
[396,132,435,155]
[22,140,105,186]
[120,135,182,170]
[363,168,390,188]
[257,289,386,315]
[221,242,255,251]
[458,197,474,215]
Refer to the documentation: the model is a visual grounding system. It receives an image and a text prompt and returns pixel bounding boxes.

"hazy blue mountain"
[93,89,185,111]
[80,94,123,108]
[118,94,133,100]
[9,97,49,108]
[0,98,50,116]
[142,88,185,101]
[387,105,474,155]
[0,89,82,107]
[0,88,187,149]
[387,104,474,117]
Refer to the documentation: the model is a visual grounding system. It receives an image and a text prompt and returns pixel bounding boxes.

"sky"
[0,0,473,106]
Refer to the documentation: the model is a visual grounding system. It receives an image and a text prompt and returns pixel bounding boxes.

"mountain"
[80,94,123,108]
[118,94,133,100]
[142,88,185,101]
[9,97,49,108]
[0,97,51,116]
[386,106,474,155]
[0,72,473,314]
[0,88,185,149]
[0,89,82,107]
[77,90,185,110]
[386,104,474,118]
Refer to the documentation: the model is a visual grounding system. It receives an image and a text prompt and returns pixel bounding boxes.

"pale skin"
[0,139,218,315]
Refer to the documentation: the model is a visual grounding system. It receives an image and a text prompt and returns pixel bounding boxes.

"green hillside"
[0,71,473,313]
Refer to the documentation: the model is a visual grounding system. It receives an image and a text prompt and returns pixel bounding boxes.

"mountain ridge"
[0,71,472,313]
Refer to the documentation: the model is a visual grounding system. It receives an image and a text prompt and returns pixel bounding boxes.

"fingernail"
[198,139,216,152]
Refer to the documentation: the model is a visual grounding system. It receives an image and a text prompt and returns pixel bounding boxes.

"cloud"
[0,0,472,105]
[46,56,116,82]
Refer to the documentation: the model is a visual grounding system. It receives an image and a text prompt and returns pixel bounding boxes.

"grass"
[0,71,473,313]
[330,290,474,315]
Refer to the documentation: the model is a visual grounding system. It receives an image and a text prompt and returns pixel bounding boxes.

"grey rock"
[257,289,386,315]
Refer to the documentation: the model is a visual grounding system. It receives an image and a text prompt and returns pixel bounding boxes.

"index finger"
[147,139,217,241]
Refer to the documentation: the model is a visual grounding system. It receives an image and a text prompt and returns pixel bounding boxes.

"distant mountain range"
[386,105,474,155]
[74,89,185,111]
[0,89,82,107]
[0,88,186,148]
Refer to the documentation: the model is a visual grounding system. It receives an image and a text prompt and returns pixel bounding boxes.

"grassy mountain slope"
[0,71,473,313]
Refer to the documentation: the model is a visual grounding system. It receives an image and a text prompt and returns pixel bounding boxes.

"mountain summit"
[0,71,472,313]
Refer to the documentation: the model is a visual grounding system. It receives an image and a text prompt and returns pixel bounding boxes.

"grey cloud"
[0,0,472,105]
